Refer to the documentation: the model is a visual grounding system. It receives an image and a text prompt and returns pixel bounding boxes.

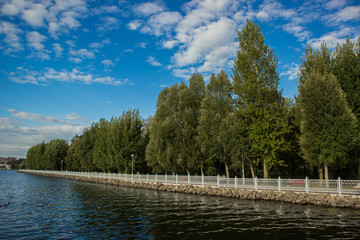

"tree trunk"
[186,169,190,176]
[200,165,204,177]
[319,167,324,180]
[249,160,255,179]
[263,160,268,179]
[225,160,230,184]
[241,153,245,178]
[324,162,329,188]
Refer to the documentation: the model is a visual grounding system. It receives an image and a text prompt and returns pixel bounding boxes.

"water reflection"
[1,170,360,239]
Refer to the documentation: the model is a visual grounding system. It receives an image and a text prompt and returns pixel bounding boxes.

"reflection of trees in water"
[68,181,360,239]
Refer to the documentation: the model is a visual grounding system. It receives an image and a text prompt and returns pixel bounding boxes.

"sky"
[0,0,359,158]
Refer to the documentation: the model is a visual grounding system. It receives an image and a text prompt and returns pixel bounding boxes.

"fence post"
[338,177,342,195]
[176,174,178,184]
[255,176,258,191]
[188,174,190,185]
[202,174,204,186]
[305,176,309,193]
[217,175,220,188]
[165,173,167,184]
[155,174,158,183]
[235,176,237,188]
[278,176,281,192]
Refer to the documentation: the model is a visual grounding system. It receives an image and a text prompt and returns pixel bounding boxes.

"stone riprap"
[20,171,360,209]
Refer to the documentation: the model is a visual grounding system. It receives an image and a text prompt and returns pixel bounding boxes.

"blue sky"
[0,0,359,158]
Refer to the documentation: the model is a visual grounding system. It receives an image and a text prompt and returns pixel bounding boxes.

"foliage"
[232,19,291,178]
[298,69,358,176]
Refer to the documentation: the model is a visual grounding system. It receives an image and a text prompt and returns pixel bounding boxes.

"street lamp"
[131,154,135,178]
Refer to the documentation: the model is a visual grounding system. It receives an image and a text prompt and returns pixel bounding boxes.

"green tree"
[198,71,234,177]
[332,37,360,123]
[93,118,113,172]
[42,139,69,170]
[298,69,358,180]
[110,109,145,173]
[232,19,290,178]
[178,73,206,174]
[146,84,184,174]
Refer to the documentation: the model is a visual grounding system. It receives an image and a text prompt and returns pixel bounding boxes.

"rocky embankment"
[21,171,360,209]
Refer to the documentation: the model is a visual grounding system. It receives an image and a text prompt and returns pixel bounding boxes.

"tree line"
[26,20,360,180]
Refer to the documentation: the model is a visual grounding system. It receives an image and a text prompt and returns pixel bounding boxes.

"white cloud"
[68,57,82,63]
[97,16,121,32]
[93,5,121,14]
[141,11,182,36]
[69,48,95,59]
[9,109,77,125]
[22,3,48,27]
[136,42,147,48]
[0,115,87,158]
[1,1,24,16]
[307,28,356,49]
[63,112,93,122]
[52,43,63,57]
[127,19,143,30]
[133,2,165,16]
[280,63,299,81]
[283,23,311,41]
[0,21,23,53]
[256,0,296,22]
[26,31,50,59]
[324,0,347,10]
[162,40,179,49]
[172,17,236,67]
[8,67,130,86]
[101,59,115,67]
[26,31,46,51]
[335,6,360,22]
[146,56,162,66]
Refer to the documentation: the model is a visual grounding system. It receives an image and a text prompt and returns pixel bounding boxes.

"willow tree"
[198,71,234,177]
[232,19,290,178]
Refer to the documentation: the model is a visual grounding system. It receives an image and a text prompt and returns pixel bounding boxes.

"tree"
[93,118,113,172]
[42,139,69,170]
[198,71,234,177]
[332,37,360,123]
[110,109,145,173]
[232,19,290,178]
[298,69,358,180]
[178,73,206,174]
[146,84,183,174]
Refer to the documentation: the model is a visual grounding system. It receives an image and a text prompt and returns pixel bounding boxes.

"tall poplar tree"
[232,19,290,178]
[298,70,358,180]
[299,42,359,180]
[178,73,206,174]
[198,71,234,177]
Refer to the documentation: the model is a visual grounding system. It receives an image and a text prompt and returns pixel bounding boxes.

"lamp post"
[61,159,63,171]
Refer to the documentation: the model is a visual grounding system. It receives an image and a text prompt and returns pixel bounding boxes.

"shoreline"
[19,170,360,209]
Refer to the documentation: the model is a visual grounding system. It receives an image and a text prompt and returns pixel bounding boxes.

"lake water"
[1,170,360,239]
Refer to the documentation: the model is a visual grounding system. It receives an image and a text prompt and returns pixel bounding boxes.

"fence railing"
[21,170,360,195]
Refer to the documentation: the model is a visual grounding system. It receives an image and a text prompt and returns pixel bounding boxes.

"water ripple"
[1,170,360,239]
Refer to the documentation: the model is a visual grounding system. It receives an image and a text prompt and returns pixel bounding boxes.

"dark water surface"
[1,170,360,239]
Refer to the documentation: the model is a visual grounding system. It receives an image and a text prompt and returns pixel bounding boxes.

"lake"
[1,170,360,239]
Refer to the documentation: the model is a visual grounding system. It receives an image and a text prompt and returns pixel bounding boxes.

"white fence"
[21,170,360,195]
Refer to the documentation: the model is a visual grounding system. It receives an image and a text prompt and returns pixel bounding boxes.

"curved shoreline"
[19,170,360,209]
